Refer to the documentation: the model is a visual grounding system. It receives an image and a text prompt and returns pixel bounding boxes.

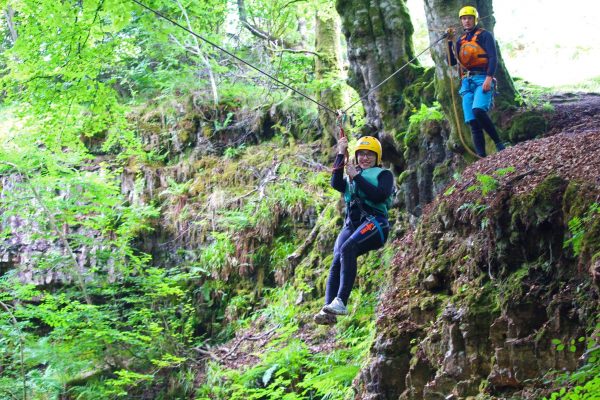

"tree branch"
[237,0,300,49]
[175,0,219,105]
[271,47,320,57]
[4,5,17,43]
[287,205,330,266]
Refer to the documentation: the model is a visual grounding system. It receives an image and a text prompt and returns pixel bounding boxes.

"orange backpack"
[458,29,488,70]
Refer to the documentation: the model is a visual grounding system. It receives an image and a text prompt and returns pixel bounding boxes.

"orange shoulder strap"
[472,28,484,42]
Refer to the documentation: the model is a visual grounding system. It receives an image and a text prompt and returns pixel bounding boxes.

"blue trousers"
[325,216,389,305]
[459,75,494,123]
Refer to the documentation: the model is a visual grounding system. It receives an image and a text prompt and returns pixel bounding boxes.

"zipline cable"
[133,0,452,119]
[131,0,338,115]
[342,33,449,114]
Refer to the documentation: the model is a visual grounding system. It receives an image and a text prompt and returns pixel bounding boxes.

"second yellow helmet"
[459,6,478,24]
[355,136,382,165]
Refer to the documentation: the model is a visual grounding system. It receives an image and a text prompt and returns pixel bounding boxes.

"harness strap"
[349,197,386,244]
[368,215,385,244]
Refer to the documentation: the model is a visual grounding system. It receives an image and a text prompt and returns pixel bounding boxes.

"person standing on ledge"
[314,135,394,325]
[447,5,505,157]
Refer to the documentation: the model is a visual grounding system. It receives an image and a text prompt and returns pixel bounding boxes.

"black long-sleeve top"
[331,154,394,223]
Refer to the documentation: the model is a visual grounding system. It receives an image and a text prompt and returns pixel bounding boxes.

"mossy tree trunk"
[424,0,517,155]
[315,2,344,146]
[335,0,422,164]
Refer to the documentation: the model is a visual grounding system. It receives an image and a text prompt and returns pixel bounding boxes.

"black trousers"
[325,215,389,305]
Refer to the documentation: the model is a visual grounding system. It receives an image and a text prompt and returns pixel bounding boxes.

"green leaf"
[262,364,279,387]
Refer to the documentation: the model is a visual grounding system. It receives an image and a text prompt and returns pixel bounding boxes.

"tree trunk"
[314,3,344,144]
[4,5,17,43]
[335,0,453,220]
[423,0,517,155]
[175,0,219,106]
[335,0,421,158]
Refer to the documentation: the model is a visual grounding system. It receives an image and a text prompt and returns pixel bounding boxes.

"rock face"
[397,119,463,221]
[0,175,115,285]
[354,131,600,399]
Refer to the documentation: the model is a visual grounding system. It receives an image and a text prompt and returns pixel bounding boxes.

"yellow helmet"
[355,136,382,165]
[459,6,478,24]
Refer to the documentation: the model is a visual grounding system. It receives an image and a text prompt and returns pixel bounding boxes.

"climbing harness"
[368,216,385,245]
[348,197,387,245]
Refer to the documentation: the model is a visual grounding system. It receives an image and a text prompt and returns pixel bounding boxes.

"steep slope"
[354,94,600,399]
[191,94,600,399]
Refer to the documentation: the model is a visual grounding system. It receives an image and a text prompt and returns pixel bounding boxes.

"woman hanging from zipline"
[314,135,394,325]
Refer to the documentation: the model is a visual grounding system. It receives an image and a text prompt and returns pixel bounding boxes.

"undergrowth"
[544,324,600,400]
[195,287,378,400]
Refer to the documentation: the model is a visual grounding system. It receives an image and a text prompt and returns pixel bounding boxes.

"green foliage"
[513,80,555,111]
[444,184,456,196]
[545,327,600,400]
[0,0,378,398]
[197,288,377,400]
[396,102,444,148]
[0,265,198,398]
[0,2,210,394]
[224,143,247,160]
[200,232,235,273]
[467,167,516,197]
[215,112,235,132]
[467,173,499,196]
[408,102,445,124]
[564,203,599,256]
[457,202,489,216]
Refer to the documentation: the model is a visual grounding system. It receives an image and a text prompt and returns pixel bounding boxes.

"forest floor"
[445,91,600,205]
[193,91,600,385]
[545,92,600,137]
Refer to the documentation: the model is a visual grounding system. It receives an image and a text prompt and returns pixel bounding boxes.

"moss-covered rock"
[507,110,548,143]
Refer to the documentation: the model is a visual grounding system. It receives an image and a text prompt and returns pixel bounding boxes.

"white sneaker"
[313,310,337,325]
[323,297,348,315]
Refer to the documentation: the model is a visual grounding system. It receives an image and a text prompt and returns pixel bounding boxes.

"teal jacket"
[331,155,394,223]
[343,167,393,218]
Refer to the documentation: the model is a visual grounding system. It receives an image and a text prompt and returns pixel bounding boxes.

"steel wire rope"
[341,33,449,114]
[131,0,338,114]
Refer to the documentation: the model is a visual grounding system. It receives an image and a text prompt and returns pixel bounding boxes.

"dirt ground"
[441,92,600,208]
[545,92,600,137]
